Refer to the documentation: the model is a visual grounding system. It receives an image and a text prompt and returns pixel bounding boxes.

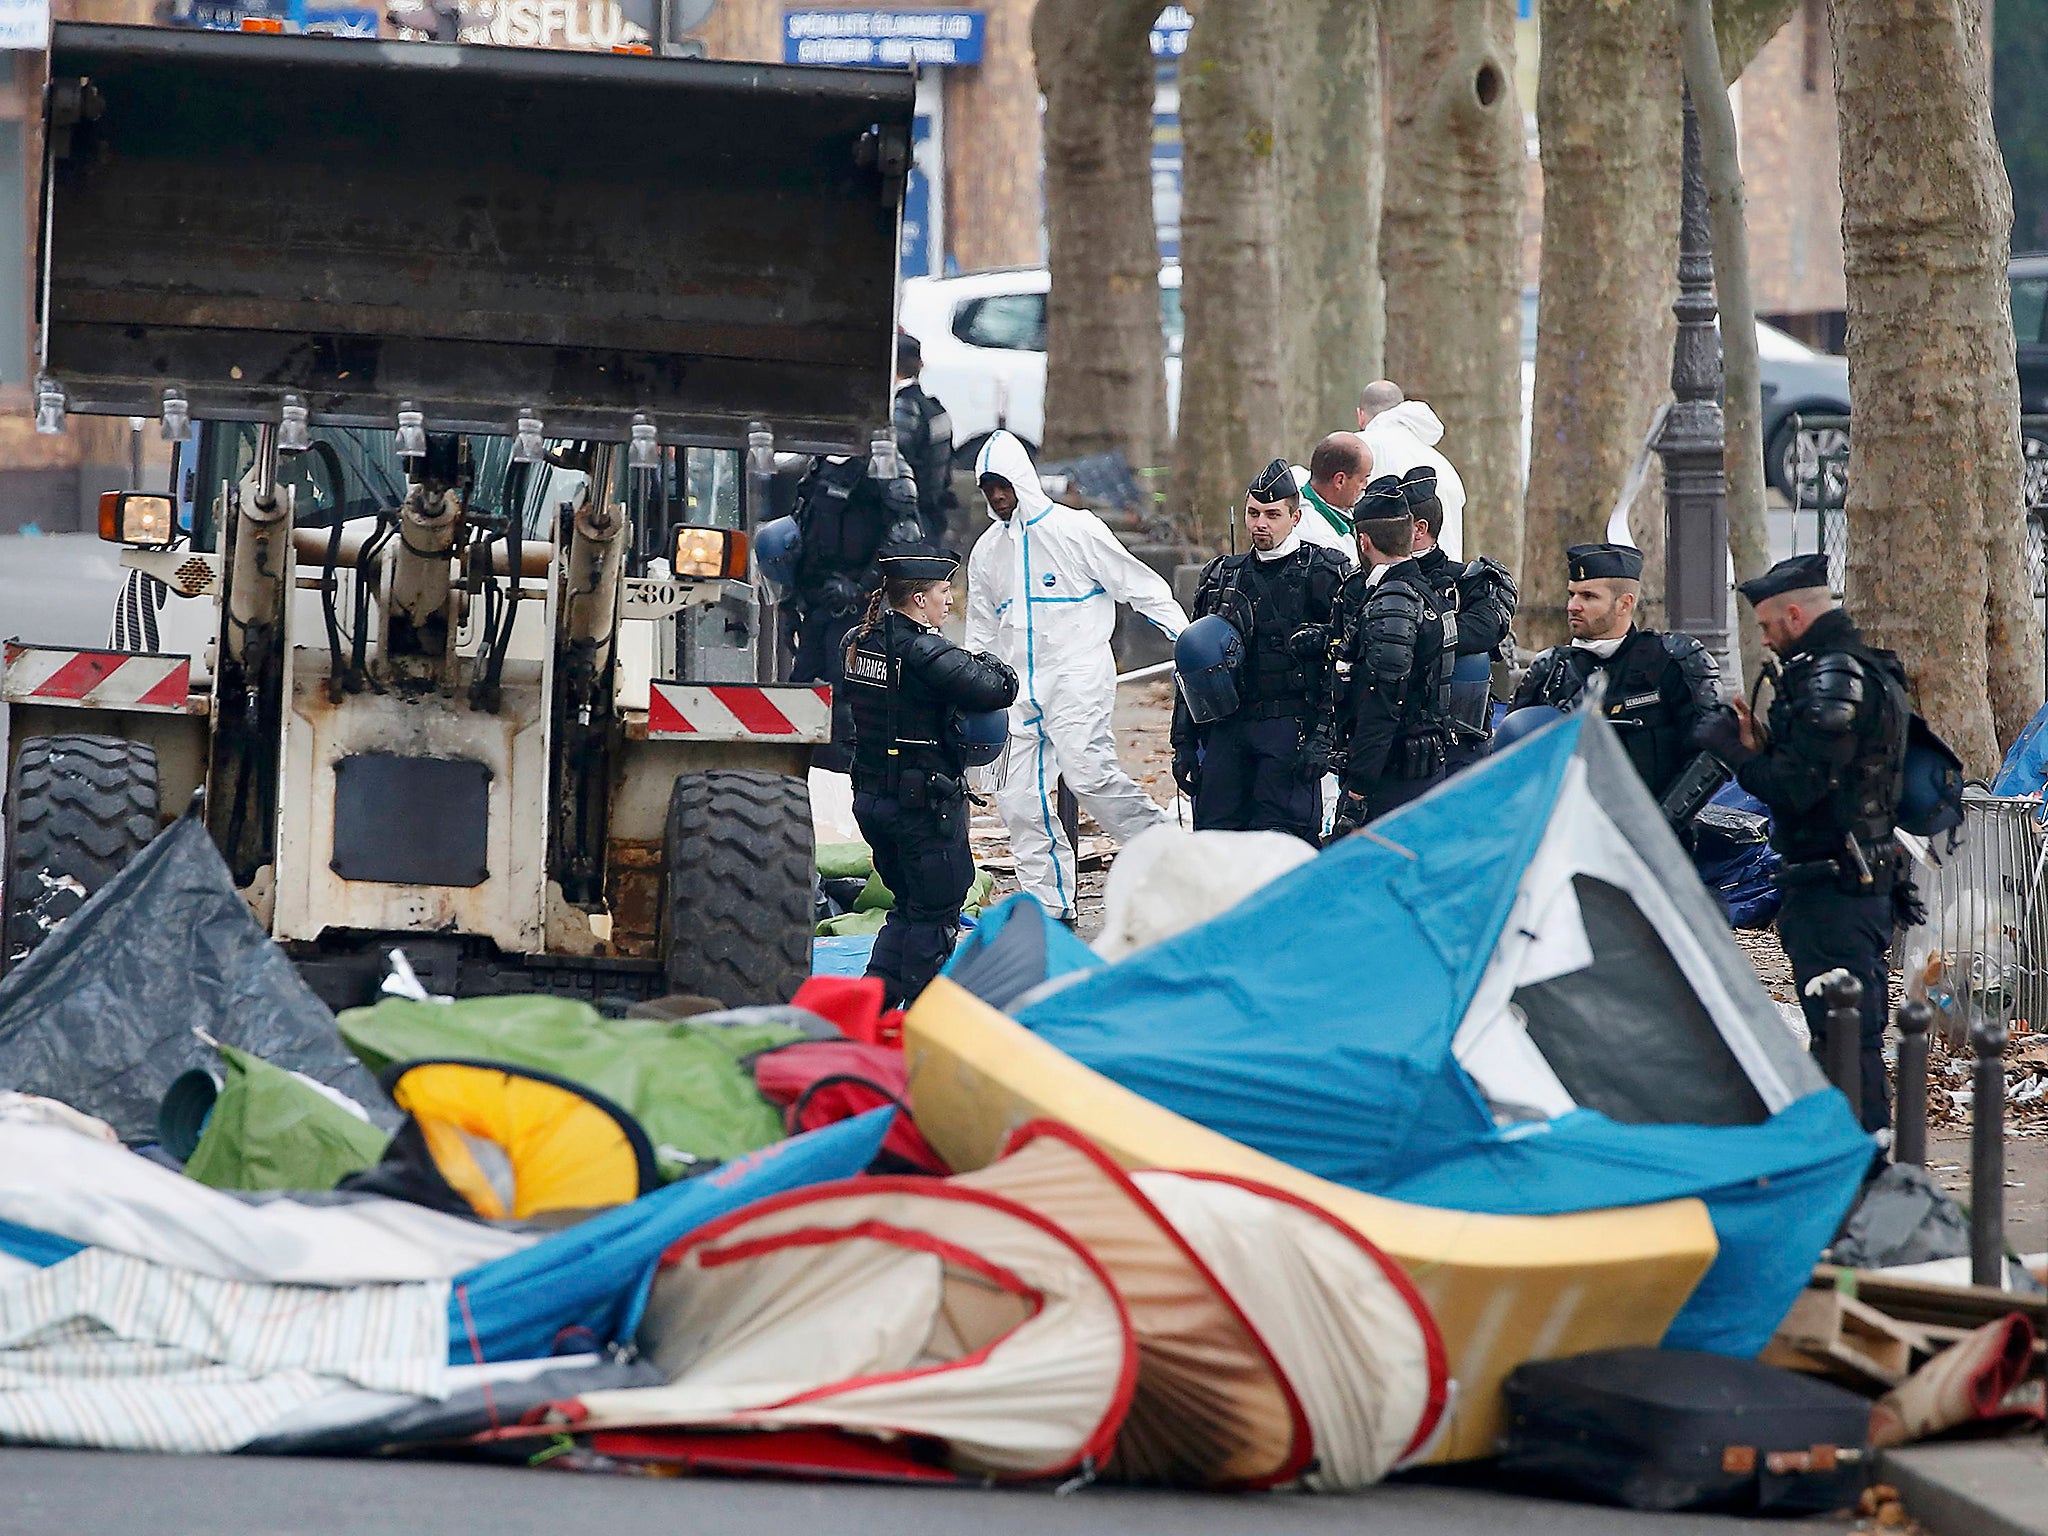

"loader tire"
[2,734,160,974]
[662,769,813,1007]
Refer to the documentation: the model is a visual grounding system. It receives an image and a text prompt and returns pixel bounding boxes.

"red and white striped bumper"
[646,682,832,743]
[2,642,193,713]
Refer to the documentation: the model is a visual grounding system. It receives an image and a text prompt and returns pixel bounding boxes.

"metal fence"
[1903,792,2048,1045]
[1786,412,2048,603]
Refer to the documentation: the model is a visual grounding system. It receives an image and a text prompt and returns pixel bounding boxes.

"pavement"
[0,1449,1864,1536]
[1880,1437,2048,1536]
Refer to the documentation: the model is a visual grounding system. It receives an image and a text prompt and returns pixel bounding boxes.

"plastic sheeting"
[943,893,1103,1014]
[0,815,388,1143]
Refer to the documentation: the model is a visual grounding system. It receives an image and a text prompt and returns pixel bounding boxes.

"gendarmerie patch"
[846,651,891,686]
[1616,691,1663,712]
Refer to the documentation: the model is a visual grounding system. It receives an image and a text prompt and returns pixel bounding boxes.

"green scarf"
[1301,481,1352,536]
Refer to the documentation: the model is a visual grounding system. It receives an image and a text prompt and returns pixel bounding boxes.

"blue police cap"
[876,543,960,582]
[1566,542,1645,582]
[1736,552,1831,605]
[1356,474,1408,519]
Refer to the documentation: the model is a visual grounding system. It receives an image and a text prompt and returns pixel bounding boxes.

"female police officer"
[843,544,1019,1008]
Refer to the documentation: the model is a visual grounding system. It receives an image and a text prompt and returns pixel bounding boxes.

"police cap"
[1736,552,1830,606]
[1566,542,1645,582]
[1397,465,1439,508]
[1247,457,1297,503]
[876,543,960,582]
[1356,474,1408,518]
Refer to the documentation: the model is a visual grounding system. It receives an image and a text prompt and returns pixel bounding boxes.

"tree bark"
[1521,0,1684,650]
[1035,0,1170,469]
[1381,0,1525,567]
[1831,0,2041,771]
[1168,0,1286,548]
[1276,0,1384,456]
[1676,0,1768,684]
[1522,0,1797,653]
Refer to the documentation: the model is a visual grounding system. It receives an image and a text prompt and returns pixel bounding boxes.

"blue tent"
[447,1108,891,1363]
[1019,712,1873,1356]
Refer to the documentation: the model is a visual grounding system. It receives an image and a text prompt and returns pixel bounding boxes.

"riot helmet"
[1491,704,1564,752]
[753,515,801,596]
[1898,720,1965,839]
[1174,614,1246,725]
[949,707,1009,768]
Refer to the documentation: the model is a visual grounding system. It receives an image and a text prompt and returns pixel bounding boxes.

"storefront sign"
[782,9,984,67]
[0,0,46,49]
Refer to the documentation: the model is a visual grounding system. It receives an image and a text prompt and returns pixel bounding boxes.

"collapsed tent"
[178,1045,390,1193]
[0,1245,448,1454]
[951,1122,1309,1489]
[0,814,388,1142]
[446,1108,893,1365]
[339,996,799,1180]
[341,1060,658,1222]
[1009,711,1873,1358]
[555,1176,1136,1481]
[0,1119,532,1284]
[942,893,1103,1014]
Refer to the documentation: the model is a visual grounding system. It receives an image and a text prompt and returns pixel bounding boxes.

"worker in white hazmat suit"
[965,431,1189,920]
[1358,380,1465,559]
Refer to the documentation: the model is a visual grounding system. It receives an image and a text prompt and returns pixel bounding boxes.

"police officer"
[1696,553,1909,1132]
[1323,476,1456,835]
[1170,458,1350,845]
[1403,466,1517,772]
[893,332,958,546]
[842,544,1019,1008]
[788,445,925,772]
[1510,543,1720,802]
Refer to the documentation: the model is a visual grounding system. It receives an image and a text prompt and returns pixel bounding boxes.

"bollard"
[1894,1000,1932,1169]
[1814,969,1863,1127]
[1970,1013,2009,1289]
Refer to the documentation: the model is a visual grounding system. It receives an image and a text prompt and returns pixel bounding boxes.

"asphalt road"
[1,1450,1860,1536]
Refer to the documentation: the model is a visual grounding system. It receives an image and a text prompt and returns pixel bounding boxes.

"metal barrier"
[1902,793,2048,1045]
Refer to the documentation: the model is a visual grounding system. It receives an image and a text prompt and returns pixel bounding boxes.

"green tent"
[183,1045,390,1192]
[339,996,801,1180]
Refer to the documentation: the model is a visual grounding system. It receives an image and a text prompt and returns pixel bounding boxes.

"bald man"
[1289,432,1373,562]
[1357,380,1466,559]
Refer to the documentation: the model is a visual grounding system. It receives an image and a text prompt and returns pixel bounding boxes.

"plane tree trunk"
[1831,0,2041,770]
[1168,0,1286,548]
[1380,0,1524,566]
[1035,0,1171,471]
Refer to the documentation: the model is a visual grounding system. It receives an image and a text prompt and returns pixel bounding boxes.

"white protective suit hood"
[1368,400,1446,446]
[976,430,1053,523]
[1360,401,1466,559]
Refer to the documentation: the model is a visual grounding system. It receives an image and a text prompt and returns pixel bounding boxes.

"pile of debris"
[1924,1028,2048,1137]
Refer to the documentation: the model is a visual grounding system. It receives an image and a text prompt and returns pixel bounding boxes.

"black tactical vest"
[844,611,957,783]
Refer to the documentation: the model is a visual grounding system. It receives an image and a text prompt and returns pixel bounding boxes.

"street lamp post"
[1656,91,1734,680]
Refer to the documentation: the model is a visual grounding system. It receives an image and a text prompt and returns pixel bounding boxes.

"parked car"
[2010,253,2048,513]
[1519,291,1850,504]
[899,265,1182,467]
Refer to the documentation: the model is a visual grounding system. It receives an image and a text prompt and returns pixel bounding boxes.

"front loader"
[1,23,913,1009]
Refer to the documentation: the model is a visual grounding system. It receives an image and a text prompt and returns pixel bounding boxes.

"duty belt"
[1774,837,1903,892]
[1240,694,1312,722]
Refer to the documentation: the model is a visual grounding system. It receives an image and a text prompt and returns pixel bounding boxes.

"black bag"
[1498,1348,1871,1514]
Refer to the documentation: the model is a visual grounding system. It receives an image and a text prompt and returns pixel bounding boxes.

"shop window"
[953,293,1047,352]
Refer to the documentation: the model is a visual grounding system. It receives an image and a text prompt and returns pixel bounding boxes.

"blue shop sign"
[783,9,984,67]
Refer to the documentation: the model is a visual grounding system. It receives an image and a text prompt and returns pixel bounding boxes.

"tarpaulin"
[0,815,388,1143]
[339,994,800,1181]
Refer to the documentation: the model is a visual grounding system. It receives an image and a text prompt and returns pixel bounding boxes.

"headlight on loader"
[670,525,750,581]
[98,490,176,549]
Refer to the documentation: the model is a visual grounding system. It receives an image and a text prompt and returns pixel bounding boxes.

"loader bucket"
[38,24,913,452]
